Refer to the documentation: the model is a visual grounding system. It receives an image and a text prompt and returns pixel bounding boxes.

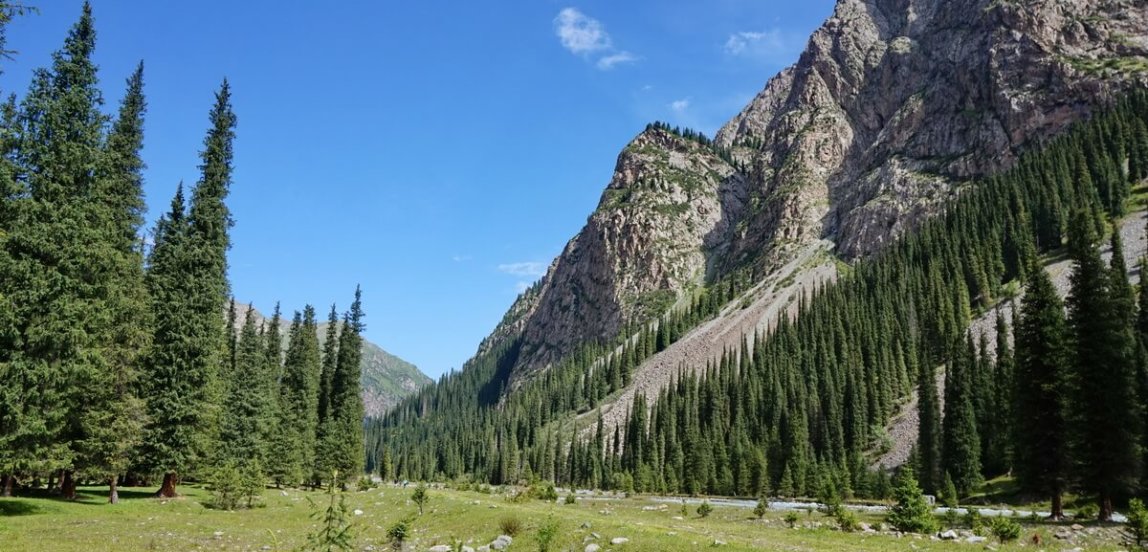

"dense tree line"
[0,4,366,502]
[371,88,1148,520]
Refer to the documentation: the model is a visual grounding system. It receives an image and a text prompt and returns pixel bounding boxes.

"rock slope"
[491,0,1148,392]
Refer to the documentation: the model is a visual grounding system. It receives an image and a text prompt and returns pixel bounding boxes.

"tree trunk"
[2,474,12,497]
[61,470,77,500]
[108,477,119,504]
[1050,490,1064,520]
[155,472,178,498]
[1099,493,1114,522]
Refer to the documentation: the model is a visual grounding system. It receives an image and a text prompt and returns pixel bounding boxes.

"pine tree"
[144,80,236,498]
[1067,214,1142,520]
[76,61,151,504]
[315,303,340,483]
[272,306,322,487]
[941,338,982,496]
[220,307,271,474]
[318,287,366,487]
[1013,268,1071,518]
[6,3,110,499]
[916,353,942,494]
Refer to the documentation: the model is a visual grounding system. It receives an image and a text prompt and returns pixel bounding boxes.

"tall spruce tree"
[941,338,982,496]
[916,352,942,495]
[1066,213,1141,520]
[318,287,366,486]
[219,307,271,469]
[143,80,236,497]
[1013,268,1071,519]
[77,61,151,504]
[270,307,322,486]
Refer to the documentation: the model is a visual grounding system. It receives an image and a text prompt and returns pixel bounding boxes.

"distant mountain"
[232,302,431,418]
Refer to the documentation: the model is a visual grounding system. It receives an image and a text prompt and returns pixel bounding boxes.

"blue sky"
[1,0,834,378]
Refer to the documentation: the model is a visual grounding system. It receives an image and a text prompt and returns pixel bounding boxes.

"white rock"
[713,539,727,546]
[939,530,958,540]
[610,537,630,545]
[965,535,987,543]
[428,546,453,552]
[461,547,474,552]
[352,509,364,516]
[585,545,601,552]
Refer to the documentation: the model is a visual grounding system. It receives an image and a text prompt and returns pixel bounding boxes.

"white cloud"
[554,8,611,54]
[498,261,547,278]
[451,254,472,262]
[670,98,690,113]
[724,29,800,62]
[596,51,637,70]
[554,7,638,71]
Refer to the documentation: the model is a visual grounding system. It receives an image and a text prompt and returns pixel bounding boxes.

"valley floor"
[0,484,1129,551]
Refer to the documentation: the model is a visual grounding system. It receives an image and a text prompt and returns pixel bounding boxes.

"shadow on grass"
[0,500,45,516]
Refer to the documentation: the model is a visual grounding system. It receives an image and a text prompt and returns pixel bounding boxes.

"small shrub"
[564,493,576,505]
[499,515,524,537]
[697,501,713,518]
[386,518,410,550]
[303,481,354,552]
[535,515,560,552]
[753,497,768,519]
[885,466,938,534]
[783,511,799,528]
[411,483,429,516]
[208,463,243,510]
[941,508,960,528]
[1076,503,1099,521]
[527,481,558,502]
[988,516,1021,543]
[835,508,859,532]
[1124,498,1148,550]
[680,500,689,517]
[964,508,985,535]
[356,477,376,492]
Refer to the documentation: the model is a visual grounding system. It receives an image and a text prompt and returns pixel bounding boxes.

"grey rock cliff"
[497,0,1148,380]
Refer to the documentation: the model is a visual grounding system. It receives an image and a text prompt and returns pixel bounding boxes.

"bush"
[680,500,689,517]
[208,463,243,510]
[499,515,524,537]
[963,508,985,535]
[941,508,960,529]
[1125,498,1148,550]
[527,481,558,502]
[412,483,429,515]
[1076,503,1099,521]
[303,482,354,552]
[356,477,377,492]
[835,508,859,532]
[784,511,800,528]
[988,516,1021,543]
[535,515,560,552]
[697,501,713,518]
[753,497,768,519]
[885,466,938,534]
[564,493,576,505]
[386,519,410,550]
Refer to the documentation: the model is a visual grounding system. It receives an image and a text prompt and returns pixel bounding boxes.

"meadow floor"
[0,484,1129,551]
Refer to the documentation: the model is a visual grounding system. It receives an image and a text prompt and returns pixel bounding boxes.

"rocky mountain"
[232,302,431,417]
[490,0,1148,386]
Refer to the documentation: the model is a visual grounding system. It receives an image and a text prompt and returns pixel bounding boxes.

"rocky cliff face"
[500,0,1148,379]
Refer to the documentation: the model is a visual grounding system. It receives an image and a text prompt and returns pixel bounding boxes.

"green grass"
[0,484,1131,551]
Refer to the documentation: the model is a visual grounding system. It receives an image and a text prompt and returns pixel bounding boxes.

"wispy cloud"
[498,261,547,278]
[670,98,690,113]
[596,51,638,70]
[723,29,804,64]
[554,7,638,70]
[451,254,472,262]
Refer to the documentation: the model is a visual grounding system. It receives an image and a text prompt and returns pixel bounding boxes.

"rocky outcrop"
[501,0,1148,380]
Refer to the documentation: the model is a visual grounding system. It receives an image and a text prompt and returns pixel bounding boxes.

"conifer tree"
[941,338,982,496]
[272,307,322,486]
[144,80,236,497]
[1067,213,1141,520]
[77,61,151,504]
[916,353,942,494]
[1013,268,1071,519]
[220,307,271,472]
[318,287,366,487]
